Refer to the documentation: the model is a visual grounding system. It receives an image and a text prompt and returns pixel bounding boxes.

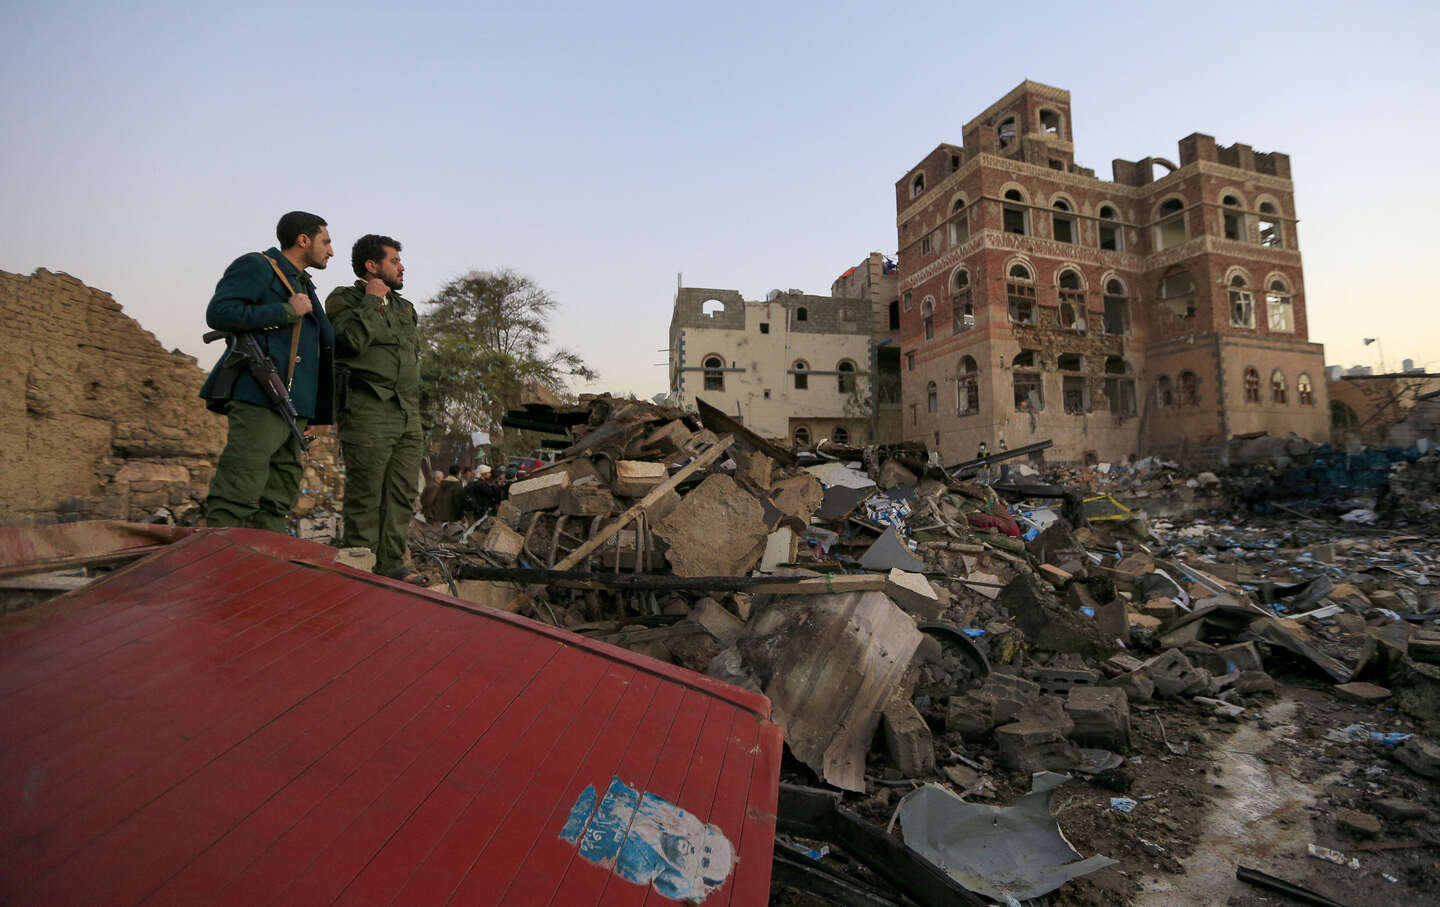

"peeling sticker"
[559,776,735,902]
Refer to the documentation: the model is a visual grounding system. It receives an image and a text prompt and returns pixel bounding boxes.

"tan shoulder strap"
[261,253,304,389]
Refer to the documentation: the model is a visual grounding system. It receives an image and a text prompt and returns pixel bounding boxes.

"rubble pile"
[404,409,1440,904]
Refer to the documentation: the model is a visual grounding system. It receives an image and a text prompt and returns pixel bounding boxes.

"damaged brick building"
[894,80,1329,464]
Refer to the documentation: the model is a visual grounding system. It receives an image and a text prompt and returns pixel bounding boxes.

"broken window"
[759,322,769,334]
[957,355,979,415]
[921,298,934,340]
[1057,269,1086,332]
[1057,352,1083,371]
[703,355,725,391]
[1298,373,1314,406]
[889,299,900,330]
[1271,370,1287,404]
[837,360,856,394]
[1003,189,1028,235]
[1222,194,1245,241]
[903,291,912,311]
[1157,375,1173,407]
[1266,278,1293,332]
[1158,268,1197,319]
[1229,274,1255,328]
[1006,262,1037,325]
[1052,199,1075,244]
[1013,350,1043,412]
[926,381,938,413]
[1049,159,1064,171]
[794,426,811,446]
[950,198,970,245]
[906,350,915,371]
[1104,357,1136,417]
[949,154,961,172]
[1244,367,1261,403]
[952,269,973,333]
[793,360,808,390]
[921,235,932,255]
[998,116,1016,149]
[911,173,925,197]
[796,306,808,323]
[701,298,725,317]
[1039,108,1062,137]
[1063,375,1089,414]
[1258,202,1283,248]
[833,426,850,445]
[1156,197,1186,250]
[1179,370,1199,406]
[1099,205,1122,251]
[1103,278,1129,335]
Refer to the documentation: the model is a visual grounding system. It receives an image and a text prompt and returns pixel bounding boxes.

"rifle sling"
[259,254,304,389]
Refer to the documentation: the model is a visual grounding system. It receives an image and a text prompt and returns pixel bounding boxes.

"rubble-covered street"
[400,396,1440,906]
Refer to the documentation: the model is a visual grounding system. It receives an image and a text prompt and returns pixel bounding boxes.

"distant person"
[326,234,423,583]
[975,441,991,484]
[420,470,443,520]
[434,465,466,523]
[200,211,336,531]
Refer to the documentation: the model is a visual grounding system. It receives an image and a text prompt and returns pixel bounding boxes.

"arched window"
[1244,367,1261,403]
[1332,400,1360,433]
[701,298,725,317]
[998,116,1016,149]
[1158,268,1197,319]
[1222,194,1246,241]
[949,197,970,245]
[1099,204,1122,250]
[921,297,935,340]
[1266,278,1293,332]
[837,360,856,394]
[1298,373,1314,406]
[1271,370,1287,405]
[1258,202,1283,248]
[1229,274,1255,328]
[703,355,725,391]
[1003,188,1028,235]
[1006,262,1037,324]
[1179,370,1200,406]
[796,306,808,323]
[1103,277,1129,335]
[1105,357,1136,417]
[926,381,938,413]
[957,355,979,415]
[793,360,809,390]
[1012,349,1043,412]
[911,173,925,197]
[1057,268,1086,332]
[833,426,850,445]
[952,269,973,333]
[1156,197,1187,250]
[794,426,811,446]
[1039,109,1062,137]
[1157,375,1173,407]
[1052,198,1076,244]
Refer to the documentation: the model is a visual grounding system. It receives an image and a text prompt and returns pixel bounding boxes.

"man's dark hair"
[352,234,401,278]
[276,211,327,249]
[448,464,460,477]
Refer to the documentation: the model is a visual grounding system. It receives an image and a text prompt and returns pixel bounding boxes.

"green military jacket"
[324,281,421,422]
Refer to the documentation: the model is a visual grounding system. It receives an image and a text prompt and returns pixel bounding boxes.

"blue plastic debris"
[963,628,986,638]
[1370,732,1413,745]
[1110,797,1137,813]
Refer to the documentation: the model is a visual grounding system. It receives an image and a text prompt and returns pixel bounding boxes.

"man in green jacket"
[325,234,424,582]
[200,211,336,531]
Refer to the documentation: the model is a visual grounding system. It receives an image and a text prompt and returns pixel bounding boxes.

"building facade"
[668,287,872,443]
[831,252,902,442]
[894,81,1329,465]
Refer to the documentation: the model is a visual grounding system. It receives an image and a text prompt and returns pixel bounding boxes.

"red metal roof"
[0,528,781,905]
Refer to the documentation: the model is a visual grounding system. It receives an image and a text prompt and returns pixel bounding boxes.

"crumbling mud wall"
[0,268,342,527]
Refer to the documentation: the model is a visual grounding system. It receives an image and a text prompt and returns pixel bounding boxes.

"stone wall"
[0,268,343,530]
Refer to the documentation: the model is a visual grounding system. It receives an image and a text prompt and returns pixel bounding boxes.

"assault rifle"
[203,330,310,452]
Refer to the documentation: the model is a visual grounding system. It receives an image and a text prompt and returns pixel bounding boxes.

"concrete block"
[1145,648,1208,698]
[945,693,995,739]
[640,419,692,454]
[1395,736,1440,780]
[653,474,767,577]
[1030,666,1100,696]
[510,471,570,512]
[881,697,936,777]
[768,474,824,530]
[979,671,1041,724]
[1105,654,1147,675]
[732,449,774,493]
[1233,671,1277,695]
[885,570,941,619]
[1106,669,1156,702]
[688,597,746,646]
[613,460,667,497]
[1038,564,1073,587]
[1115,552,1154,577]
[1066,685,1131,752]
[1095,600,1128,640]
[1141,598,1181,621]
[995,696,1080,773]
[559,483,616,516]
[1217,642,1264,672]
[335,546,376,573]
[1333,681,1391,703]
[1065,582,1099,612]
[760,528,797,571]
[441,580,516,611]
[477,520,524,563]
[496,499,520,526]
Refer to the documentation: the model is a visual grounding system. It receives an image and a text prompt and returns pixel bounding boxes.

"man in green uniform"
[325,234,424,582]
[200,211,336,531]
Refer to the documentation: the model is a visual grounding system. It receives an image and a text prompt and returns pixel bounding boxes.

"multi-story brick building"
[895,80,1329,464]
[831,252,902,442]
[668,287,872,444]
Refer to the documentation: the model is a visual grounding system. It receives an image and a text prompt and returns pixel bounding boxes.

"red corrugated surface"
[0,528,781,905]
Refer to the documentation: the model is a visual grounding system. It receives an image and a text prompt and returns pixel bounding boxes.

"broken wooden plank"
[457,564,886,595]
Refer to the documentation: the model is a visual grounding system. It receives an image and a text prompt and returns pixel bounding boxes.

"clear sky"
[3,0,1437,401]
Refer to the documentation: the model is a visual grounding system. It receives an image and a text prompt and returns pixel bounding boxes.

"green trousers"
[338,397,423,578]
[205,401,308,533]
